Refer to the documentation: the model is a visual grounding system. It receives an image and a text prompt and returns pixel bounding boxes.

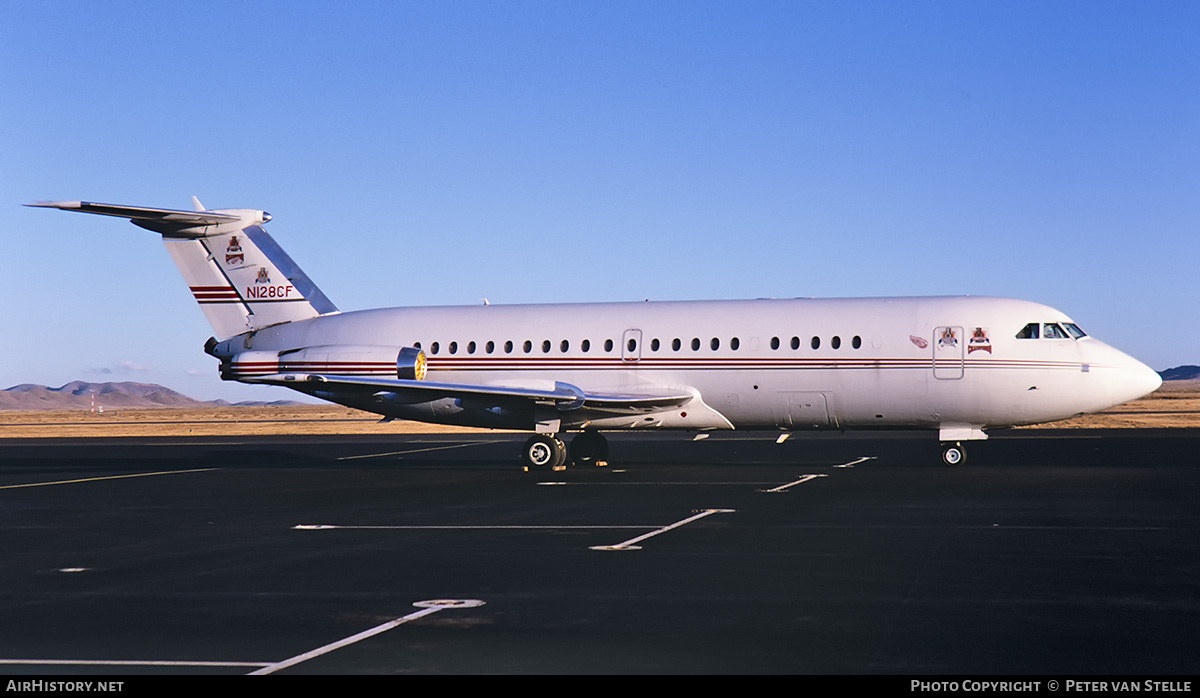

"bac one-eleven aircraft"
[30,199,1162,468]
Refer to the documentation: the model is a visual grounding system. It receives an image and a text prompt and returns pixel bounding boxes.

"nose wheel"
[941,442,966,467]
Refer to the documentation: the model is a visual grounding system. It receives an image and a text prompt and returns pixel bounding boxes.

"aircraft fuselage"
[212,295,1161,435]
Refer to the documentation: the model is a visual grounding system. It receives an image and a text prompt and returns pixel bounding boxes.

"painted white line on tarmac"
[0,666,267,671]
[295,524,649,530]
[590,509,734,551]
[761,474,829,493]
[336,442,493,460]
[0,468,217,490]
[248,599,485,675]
[538,481,798,486]
[0,601,488,675]
[834,456,876,468]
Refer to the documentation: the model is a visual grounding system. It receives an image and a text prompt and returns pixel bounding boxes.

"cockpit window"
[1018,321,1087,340]
[1062,323,1087,339]
[1042,323,1069,339]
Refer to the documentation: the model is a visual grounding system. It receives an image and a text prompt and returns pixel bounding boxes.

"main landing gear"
[522,431,609,470]
[940,441,966,467]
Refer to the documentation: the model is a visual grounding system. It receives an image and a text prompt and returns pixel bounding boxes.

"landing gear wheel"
[570,431,610,466]
[552,437,568,469]
[523,434,567,470]
[941,442,966,467]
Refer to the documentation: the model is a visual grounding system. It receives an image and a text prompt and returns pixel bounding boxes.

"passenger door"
[932,326,964,380]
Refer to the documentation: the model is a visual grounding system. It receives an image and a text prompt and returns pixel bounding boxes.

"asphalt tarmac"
[0,429,1197,675]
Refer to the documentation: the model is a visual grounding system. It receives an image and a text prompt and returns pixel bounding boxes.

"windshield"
[1043,323,1069,339]
[1016,321,1087,340]
[1062,323,1087,338]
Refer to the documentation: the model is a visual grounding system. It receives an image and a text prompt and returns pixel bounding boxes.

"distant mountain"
[0,382,303,410]
[1159,365,1200,381]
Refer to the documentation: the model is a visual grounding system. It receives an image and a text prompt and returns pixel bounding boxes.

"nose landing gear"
[941,442,966,467]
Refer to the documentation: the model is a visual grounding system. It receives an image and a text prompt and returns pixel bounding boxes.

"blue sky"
[3,1,1197,402]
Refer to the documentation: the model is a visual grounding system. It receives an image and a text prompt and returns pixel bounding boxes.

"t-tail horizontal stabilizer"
[27,199,337,340]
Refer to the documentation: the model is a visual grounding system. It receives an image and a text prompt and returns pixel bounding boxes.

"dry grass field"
[0,404,492,438]
[1015,380,1200,429]
[2,382,1197,438]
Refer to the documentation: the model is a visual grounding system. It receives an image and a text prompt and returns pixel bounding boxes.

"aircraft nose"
[1114,354,1162,404]
[1134,360,1163,397]
[1083,340,1161,409]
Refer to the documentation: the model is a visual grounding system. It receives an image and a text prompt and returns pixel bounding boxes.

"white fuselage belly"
[235,296,1158,432]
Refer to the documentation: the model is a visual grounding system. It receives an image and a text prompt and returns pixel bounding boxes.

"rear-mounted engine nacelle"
[222,345,426,381]
[397,346,427,381]
[222,350,280,380]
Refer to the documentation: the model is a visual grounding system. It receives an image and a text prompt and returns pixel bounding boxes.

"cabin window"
[1016,323,1039,339]
[650,338,660,351]
[811,336,820,350]
[604,339,614,352]
[730,337,740,350]
[581,339,591,352]
[692,338,701,351]
[505,340,514,354]
[831,336,841,350]
[542,340,552,353]
[560,339,570,352]
[413,342,422,349]
[710,337,720,350]
[1043,323,1069,339]
[852,335,862,349]
[430,341,440,355]
[770,336,780,350]
[1063,323,1087,339]
[523,340,533,353]
[466,341,475,354]
[672,338,682,351]
[627,338,637,352]
[790,336,800,350]
[486,340,495,354]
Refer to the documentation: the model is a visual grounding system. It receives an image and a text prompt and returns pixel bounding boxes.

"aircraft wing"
[244,373,695,415]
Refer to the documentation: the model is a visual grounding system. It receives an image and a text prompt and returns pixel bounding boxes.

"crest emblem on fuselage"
[968,327,992,354]
[938,327,958,349]
[255,267,271,284]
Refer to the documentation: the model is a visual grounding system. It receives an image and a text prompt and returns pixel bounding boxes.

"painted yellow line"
[0,468,217,490]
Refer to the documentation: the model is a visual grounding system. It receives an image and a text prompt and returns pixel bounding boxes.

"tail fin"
[27,200,337,340]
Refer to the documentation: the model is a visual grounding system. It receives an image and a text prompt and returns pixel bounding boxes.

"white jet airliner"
[29,199,1162,468]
